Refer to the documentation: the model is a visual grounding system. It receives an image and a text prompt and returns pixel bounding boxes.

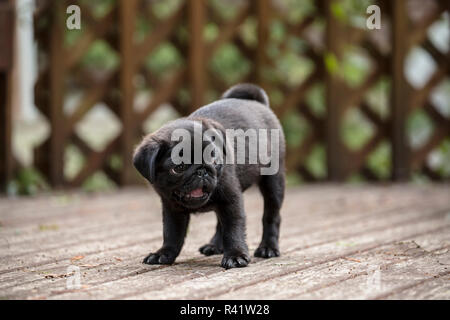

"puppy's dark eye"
[170,164,188,175]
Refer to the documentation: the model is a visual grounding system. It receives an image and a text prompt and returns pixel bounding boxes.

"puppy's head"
[133,118,226,210]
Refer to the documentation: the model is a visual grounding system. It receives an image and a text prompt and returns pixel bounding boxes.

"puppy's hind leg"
[255,172,284,258]
[199,214,224,256]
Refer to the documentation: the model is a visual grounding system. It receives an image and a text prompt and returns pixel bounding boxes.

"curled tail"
[221,83,269,107]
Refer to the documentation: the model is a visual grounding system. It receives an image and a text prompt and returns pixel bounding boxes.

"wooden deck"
[0,185,449,300]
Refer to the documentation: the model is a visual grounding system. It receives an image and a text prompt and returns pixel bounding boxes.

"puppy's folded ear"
[133,139,161,184]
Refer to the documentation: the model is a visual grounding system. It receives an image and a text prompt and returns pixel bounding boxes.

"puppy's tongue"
[189,188,204,198]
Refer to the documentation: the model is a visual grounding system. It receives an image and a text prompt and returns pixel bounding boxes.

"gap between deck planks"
[0,185,449,300]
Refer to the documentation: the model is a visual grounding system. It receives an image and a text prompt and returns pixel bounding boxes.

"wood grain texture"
[0,185,449,300]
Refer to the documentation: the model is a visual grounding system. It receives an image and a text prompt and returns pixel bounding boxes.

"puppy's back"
[190,84,285,189]
[190,83,282,134]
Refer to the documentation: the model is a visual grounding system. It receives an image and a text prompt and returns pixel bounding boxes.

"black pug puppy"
[133,83,285,269]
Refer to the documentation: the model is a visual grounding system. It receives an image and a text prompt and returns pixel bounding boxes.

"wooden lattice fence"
[0,0,15,191]
[1,0,449,191]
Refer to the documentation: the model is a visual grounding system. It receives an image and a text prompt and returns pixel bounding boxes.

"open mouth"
[173,188,210,202]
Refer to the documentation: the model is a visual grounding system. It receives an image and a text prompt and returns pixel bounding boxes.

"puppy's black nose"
[197,168,208,177]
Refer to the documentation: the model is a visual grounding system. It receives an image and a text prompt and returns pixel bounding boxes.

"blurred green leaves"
[81,40,119,71]
[144,42,182,76]
[324,52,339,75]
[210,44,251,85]
[7,168,48,196]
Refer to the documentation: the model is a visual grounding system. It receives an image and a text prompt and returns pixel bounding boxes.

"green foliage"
[152,0,182,19]
[340,48,371,87]
[367,141,392,179]
[145,42,182,76]
[324,52,339,75]
[330,0,373,27]
[81,40,119,71]
[365,78,390,120]
[275,51,314,87]
[436,139,450,176]
[108,154,123,171]
[64,145,85,181]
[80,0,116,18]
[286,172,302,186]
[305,84,326,118]
[7,168,49,196]
[407,109,434,149]
[209,0,240,21]
[330,1,346,23]
[281,111,310,148]
[341,108,374,151]
[82,171,116,193]
[305,145,327,179]
[204,23,219,43]
[210,44,251,85]
[283,0,316,23]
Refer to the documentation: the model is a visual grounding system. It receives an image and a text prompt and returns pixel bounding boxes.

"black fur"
[221,83,270,107]
[133,83,285,269]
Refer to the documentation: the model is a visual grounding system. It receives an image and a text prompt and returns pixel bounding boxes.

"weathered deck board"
[0,185,449,300]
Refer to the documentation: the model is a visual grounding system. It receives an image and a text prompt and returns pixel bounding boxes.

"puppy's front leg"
[216,196,250,269]
[143,207,190,265]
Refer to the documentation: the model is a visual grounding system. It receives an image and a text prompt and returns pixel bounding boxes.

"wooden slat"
[0,73,13,191]
[123,205,450,300]
[0,0,14,191]
[277,70,321,118]
[411,127,448,170]
[69,136,120,187]
[135,69,186,124]
[118,0,137,185]
[409,62,449,111]
[0,0,14,70]
[360,102,385,128]
[133,4,184,69]
[286,134,318,171]
[325,0,347,181]
[347,132,385,177]
[213,229,450,299]
[65,73,117,136]
[1,186,449,299]
[254,0,270,84]
[340,67,385,112]
[48,1,66,187]
[188,0,206,111]
[380,273,450,299]
[286,15,315,39]
[391,0,410,181]
[205,3,250,60]
[408,4,447,49]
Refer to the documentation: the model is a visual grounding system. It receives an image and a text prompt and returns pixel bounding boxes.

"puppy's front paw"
[221,252,250,269]
[199,244,223,256]
[254,245,280,258]
[142,250,176,265]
